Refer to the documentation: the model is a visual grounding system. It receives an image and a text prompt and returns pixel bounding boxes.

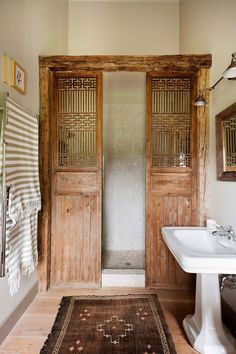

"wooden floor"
[0,287,197,354]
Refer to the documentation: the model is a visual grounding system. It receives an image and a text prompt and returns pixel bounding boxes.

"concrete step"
[102,268,145,287]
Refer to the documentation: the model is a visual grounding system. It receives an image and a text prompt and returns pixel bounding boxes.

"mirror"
[216,102,236,181]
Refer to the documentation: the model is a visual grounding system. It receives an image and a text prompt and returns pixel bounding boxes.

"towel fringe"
[8,254,38,296]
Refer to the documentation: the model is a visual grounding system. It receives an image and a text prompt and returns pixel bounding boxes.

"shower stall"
[102,72,146,286]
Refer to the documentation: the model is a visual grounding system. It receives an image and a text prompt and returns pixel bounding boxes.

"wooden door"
[50,72,102,287]
[146,73,197,289]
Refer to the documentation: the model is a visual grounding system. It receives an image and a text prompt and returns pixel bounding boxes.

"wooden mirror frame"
[216,102,236,181]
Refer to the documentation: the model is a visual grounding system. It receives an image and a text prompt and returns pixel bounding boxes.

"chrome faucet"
[219,274,236,291]
[212,225,236,241]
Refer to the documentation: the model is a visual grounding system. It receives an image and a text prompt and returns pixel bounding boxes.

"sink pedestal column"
[183,273,235,354]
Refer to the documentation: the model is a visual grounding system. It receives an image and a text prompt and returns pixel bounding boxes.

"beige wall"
[0,0,68,326]
[68,1,179,55]
[3,0,235,324]
[180,0,236,307]
[180,0,236,234]
[0,0,68,113]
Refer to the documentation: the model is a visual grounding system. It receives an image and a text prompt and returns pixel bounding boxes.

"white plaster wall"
[68,1,179,55]
[0,0,68,326]
[103,102,146,250]
[180,0,236,306]
[103,73,146,251]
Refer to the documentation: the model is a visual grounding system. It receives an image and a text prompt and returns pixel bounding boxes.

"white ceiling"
[69,0,179,3]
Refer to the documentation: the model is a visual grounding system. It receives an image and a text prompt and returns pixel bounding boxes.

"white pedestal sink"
[162,227,236,354]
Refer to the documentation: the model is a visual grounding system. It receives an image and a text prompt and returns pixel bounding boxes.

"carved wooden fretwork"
[151,77,191,168]
[56,172,98,193]
[57,172,97,187]
[57,77,97,167]
[215,101,236,181]
[223,118,236,168]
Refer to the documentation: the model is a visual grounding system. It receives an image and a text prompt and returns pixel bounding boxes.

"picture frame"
[216,102,236,181]
[10,59,26,94]
[1,55,7,83]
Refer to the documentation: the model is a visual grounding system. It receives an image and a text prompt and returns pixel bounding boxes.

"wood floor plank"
[0,288,197,354]
[26,297,61,316]
[39,287,158,297]
[175,340,198,354]
[10,315,56,337]
[0,337,45,354]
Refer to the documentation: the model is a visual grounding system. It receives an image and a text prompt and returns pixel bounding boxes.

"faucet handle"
[222,225,236,241]
[223,225,233,232]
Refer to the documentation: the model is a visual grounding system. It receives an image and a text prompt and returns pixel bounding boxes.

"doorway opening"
[102,72,146,286]
[38,55,211,292]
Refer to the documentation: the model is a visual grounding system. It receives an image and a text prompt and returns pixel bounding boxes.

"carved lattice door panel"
[51,72,102,287]
[146,73,197,289]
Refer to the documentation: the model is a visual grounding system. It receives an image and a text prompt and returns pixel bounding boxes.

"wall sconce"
[194,52,236,106]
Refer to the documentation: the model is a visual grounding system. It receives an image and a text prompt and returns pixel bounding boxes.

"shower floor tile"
[102,250,145,269]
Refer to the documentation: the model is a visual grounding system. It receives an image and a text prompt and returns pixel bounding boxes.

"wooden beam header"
[39,55,212,72]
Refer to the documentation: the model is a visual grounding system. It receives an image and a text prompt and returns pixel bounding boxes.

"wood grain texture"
[39,55,212,72]
[38,67,52,291]
[151,173,192,193]
[196,68,210,225]
[50,72,102,288]
[51,194,101,287]
[146,72,198,289]
[38,67,104,290]
[147,193,194,289]
[38,55,211,292]
[56,172,98,193]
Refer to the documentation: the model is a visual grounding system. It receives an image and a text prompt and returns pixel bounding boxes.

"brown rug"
[40,294,177,354]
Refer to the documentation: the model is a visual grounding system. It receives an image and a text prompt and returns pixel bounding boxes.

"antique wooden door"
[146,73,197,289]
[50,72,102,287]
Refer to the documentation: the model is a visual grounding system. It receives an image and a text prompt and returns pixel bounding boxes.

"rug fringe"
[8,255,38,296]
[39,297,69,354]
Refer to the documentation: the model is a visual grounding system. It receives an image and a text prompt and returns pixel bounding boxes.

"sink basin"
[162,226,236,354]
[162,226,236,273]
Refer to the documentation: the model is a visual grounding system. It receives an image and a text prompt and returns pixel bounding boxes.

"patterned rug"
[40,294,177,354]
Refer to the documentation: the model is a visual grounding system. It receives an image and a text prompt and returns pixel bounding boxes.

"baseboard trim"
[0,282,38,345]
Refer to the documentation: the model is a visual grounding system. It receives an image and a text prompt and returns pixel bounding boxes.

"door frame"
[38,55,211,291]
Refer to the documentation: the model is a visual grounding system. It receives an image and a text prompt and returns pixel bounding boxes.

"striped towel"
[4,97,41,295]
[6,214,38,295]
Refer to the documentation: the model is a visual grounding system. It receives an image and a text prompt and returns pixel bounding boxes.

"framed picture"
[10,59,26,94]
[216,102,236,181]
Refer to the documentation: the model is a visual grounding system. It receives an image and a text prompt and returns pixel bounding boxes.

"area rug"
[40,294,177,354]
